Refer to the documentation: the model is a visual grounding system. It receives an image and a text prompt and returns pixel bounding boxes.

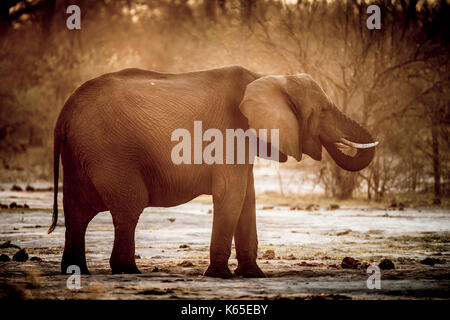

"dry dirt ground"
[0,188,449,300]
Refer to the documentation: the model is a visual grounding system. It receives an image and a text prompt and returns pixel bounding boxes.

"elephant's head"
[239,74,378,171]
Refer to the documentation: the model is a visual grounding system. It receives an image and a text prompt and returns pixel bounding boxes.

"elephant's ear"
[239,76,302,161]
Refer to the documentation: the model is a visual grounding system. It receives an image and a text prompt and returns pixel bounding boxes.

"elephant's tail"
[48,131,61,234]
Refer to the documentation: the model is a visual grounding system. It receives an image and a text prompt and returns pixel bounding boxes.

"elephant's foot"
[111,264,141,274]
[110,259,141,274]
[235,262,266,278]
[111,263,141,274]
[204,263,233,279]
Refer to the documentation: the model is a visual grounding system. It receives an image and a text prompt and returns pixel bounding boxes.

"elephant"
[48,65,378,278]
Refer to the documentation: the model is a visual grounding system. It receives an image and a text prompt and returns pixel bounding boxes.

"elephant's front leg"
[204,166,249,278]
[234,169,265,278]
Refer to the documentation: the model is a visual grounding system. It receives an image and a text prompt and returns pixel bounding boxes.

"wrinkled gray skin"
[49,65,377,278]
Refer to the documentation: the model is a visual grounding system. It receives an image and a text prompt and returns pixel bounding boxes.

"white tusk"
[339,138,379,149]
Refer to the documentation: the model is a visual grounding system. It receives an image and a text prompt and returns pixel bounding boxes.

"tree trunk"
[240,0,255,26]
[331,165,355,200]
[0,0,13,38]
[367,177,372,200]
[431,123,441,205]
[218,0,227,15]
[205,0,216,22]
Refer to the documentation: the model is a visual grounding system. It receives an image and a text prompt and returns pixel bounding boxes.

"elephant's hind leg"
[61,186,98,275]
[109,211,141,274]
[91,167,148,274]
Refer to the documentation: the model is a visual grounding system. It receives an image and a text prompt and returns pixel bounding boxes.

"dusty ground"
[0,185,449,300]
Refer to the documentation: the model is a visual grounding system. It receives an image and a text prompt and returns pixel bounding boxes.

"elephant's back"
[55,65,257,173]
[56,70,204,177]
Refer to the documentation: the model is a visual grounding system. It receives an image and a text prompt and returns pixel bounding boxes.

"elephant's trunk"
[321,106,377,172]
